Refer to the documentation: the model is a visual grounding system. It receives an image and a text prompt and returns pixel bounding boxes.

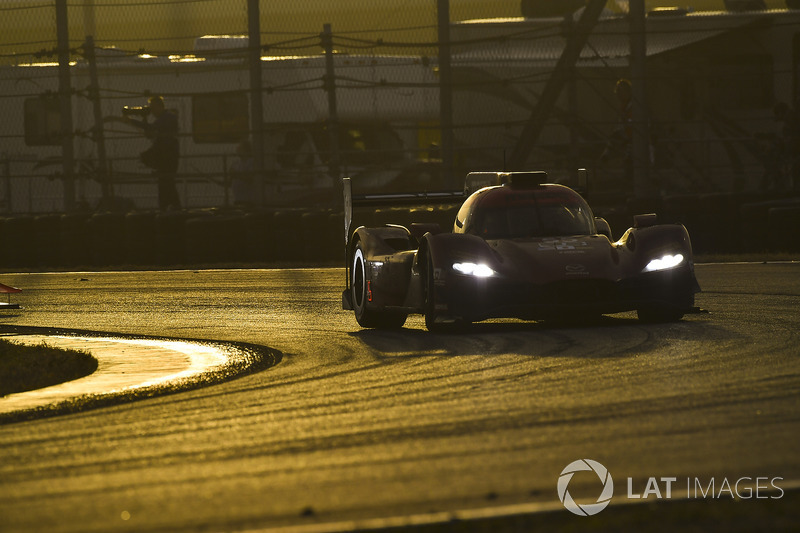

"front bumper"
[439,267,699,322]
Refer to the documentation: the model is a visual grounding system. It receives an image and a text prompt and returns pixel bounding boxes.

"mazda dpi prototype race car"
[342,171,700,331]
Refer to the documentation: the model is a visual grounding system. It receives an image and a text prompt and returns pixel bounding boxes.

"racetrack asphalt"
[0,261,778,418]
[0,263,798,532]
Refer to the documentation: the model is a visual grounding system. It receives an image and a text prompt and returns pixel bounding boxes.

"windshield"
[466,188,594,239]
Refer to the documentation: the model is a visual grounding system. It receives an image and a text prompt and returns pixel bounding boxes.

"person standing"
[600,78,634,162]
[125,95,181,210]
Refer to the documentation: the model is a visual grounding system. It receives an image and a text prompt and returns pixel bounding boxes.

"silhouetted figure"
[601,78,633,162]
[125,95,181,210]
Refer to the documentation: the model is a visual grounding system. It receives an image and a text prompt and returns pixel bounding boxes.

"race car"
[342,171,700,331]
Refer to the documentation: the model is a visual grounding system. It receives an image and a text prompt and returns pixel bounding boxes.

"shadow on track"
[349,312,739,361]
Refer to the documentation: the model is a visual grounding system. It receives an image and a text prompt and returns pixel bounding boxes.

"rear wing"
[342,176,464,248]
[462,169,589,196]
[342,170,586,246]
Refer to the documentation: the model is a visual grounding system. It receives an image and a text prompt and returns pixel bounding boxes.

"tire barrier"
[299,210,341,263]
[1,196,798,269]
[299,211,319,262]
[156,212,186,265]
[662,194,739,254]
[324,211,344,261]
[740,198,800,253]
[185,211,252,265]
[33,215,61,266]
[271,209,304,262]
[88,212,127,266]
[739,201,772,253]
[59,213,92,268]
[768,206,800,252]
[125,211,159,265]
[0,216,35,268]
[183,212,215,265]
[241,211,274,263]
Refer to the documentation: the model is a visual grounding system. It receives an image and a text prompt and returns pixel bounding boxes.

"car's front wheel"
[351,242,406,329]
[637,305,685,323]
[423,250,469,332]
[637,290,694,323]
[423,253,439,331]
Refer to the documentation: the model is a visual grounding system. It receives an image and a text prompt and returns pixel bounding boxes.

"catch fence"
[0,1,798,261]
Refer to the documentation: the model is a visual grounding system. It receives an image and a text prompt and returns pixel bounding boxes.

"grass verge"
[0,338,97,397]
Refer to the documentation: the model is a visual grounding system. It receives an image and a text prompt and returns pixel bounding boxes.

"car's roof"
[455,183,596,239]
[471,183,588,209]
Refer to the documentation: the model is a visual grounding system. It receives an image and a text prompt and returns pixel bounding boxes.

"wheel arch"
[627,223,695,260]
[349,226,413,262]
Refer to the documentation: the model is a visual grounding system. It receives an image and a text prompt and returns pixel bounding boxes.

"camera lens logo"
[557,459,614,516]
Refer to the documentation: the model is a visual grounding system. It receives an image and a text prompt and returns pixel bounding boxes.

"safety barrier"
[0,196,797,270]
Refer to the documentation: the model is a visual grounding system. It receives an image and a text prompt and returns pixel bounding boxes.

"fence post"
[322,23,341,181]
[629,0,652,199]
[56,0,75,211]
[247,0,266,205]
[84,35,110,203]
[437,0,456,188]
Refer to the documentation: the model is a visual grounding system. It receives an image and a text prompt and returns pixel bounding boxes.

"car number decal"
[538,239,589,253]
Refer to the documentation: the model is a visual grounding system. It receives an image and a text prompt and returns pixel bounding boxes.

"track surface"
[0,263,799,532]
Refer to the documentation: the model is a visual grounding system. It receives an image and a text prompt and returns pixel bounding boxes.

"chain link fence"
[1,1,798,214]
[0,1,799,262]
[0,0,517,214]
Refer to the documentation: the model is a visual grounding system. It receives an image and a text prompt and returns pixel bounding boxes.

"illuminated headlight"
[643,253,685,273]
[453,262,495,277]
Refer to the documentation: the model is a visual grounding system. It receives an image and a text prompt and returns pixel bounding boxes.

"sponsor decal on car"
[565,264,589,276]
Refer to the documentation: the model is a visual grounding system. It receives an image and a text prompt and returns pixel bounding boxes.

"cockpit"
[454,184,595,239]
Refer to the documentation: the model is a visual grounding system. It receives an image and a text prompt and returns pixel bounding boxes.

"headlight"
[643,253,684,273]
[453,262,495,277]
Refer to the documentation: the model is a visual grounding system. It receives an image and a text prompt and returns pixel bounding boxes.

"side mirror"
[633,213,658,228]
[577,168,589,192]
[595,217,613,240]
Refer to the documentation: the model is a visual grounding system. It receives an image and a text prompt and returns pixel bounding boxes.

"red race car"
[342,171,700,331]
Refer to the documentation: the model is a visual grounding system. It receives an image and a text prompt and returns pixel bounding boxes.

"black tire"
[351,242,407,329]
[423,250,470,332]
[637,306,685,323]
[423,253,439,331]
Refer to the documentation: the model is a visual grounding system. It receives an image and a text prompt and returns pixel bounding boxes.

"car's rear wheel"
[352,242,406,329]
